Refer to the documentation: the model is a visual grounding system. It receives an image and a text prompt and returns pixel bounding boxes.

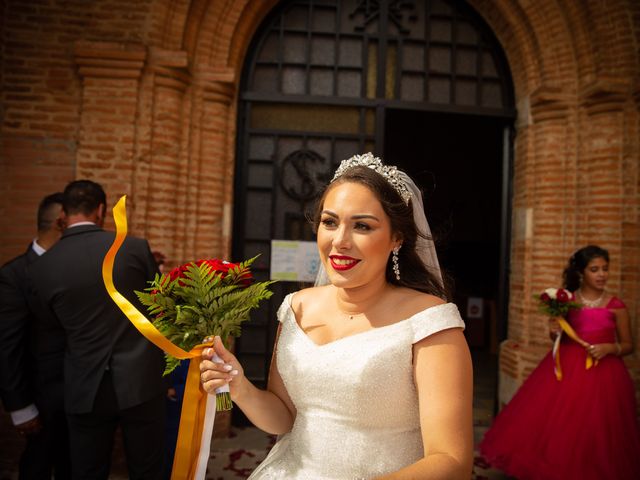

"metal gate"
[233,0,515,392]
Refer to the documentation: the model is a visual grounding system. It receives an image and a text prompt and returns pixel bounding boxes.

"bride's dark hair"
[311,166,449,300]
[563,245,609,292]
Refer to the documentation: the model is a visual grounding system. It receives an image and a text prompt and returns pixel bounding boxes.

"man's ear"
[51,204,66,231]
[56,211,67,231]
[97,203,107,224]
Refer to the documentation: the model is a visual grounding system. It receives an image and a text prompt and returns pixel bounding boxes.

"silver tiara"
[331,152,412,205]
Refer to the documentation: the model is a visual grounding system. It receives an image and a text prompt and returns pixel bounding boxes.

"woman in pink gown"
[480,245,640,480]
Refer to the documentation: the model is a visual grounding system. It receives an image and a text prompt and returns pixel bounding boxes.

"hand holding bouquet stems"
[548,317,562,338]
[200,336,246,401]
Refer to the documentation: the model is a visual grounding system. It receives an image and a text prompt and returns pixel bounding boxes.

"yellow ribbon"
[102,195,213,480]
[553,317,598,381]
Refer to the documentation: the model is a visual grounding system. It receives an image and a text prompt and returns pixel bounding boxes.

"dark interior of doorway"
[384,108,506,352]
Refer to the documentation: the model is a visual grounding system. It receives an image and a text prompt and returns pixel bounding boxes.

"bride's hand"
[200,336,245,398]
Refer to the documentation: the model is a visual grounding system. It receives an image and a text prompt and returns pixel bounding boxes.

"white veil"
[399,170,443,288]
[314,167,443,289]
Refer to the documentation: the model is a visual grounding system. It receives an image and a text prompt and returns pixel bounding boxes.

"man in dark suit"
[29,180,166,480]
[0,192,70,479]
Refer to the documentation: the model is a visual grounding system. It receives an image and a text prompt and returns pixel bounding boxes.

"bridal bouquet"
[136,256,274,409]
[535,288,580,318]
[103,196,275,479]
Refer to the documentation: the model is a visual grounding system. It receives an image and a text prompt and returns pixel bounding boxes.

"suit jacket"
[29,224,166,414]
[0,244,65,412]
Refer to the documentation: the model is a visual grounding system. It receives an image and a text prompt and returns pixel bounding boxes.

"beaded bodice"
[248,293,465,479]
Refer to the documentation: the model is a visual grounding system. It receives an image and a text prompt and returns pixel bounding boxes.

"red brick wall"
[1,0,156,260]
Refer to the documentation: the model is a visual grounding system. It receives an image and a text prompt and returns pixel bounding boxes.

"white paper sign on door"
[270,240,320,283]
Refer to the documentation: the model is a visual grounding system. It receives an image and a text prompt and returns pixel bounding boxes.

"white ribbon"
[193,353,230,479]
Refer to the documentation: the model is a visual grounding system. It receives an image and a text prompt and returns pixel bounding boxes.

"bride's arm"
[374,328,474,480]
[200,332,296,435]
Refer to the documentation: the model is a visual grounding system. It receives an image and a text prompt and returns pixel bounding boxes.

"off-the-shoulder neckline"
[282,293,455,348]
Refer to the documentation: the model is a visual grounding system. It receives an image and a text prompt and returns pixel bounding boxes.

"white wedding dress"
[248,293,465,480]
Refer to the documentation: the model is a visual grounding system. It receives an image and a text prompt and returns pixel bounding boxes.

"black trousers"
[66,371,166,480]
[19,404,71,480]
[19,373,70,480]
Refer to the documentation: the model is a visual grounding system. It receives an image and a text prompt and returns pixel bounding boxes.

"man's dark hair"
[37,192,64,232]
[63,180,106,216]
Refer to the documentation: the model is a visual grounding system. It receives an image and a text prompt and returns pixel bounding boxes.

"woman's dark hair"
[311,166,448,300]
[562,245,609,292]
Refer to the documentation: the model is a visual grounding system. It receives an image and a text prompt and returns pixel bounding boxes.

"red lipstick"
[329,255,360,271]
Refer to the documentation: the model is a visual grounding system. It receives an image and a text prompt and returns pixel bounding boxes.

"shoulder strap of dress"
[276,293,295,323]
[607,296,626,309]
[410,303,465,344]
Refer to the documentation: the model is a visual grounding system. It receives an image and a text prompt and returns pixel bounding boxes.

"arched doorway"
[232,0,515,422]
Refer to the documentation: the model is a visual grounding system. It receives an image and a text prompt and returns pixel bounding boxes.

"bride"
[200,153,473,479]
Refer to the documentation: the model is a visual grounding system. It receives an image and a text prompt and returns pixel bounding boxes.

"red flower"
[197,259,254,285]
[168,264,189,286]
[197,259,232,277]
[164,258,255,288]
[535,287,579,318]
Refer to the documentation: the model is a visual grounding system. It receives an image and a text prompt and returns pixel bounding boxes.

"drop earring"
[392,246,401,281]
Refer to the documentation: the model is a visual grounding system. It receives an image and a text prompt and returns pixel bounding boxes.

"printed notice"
[270,240,320,283]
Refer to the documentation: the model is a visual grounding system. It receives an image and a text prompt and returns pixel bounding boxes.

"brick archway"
[149,0,639,402]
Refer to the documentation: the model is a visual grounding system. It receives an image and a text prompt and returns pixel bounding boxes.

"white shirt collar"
[67,221,97,228]
[31,239,46,257]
